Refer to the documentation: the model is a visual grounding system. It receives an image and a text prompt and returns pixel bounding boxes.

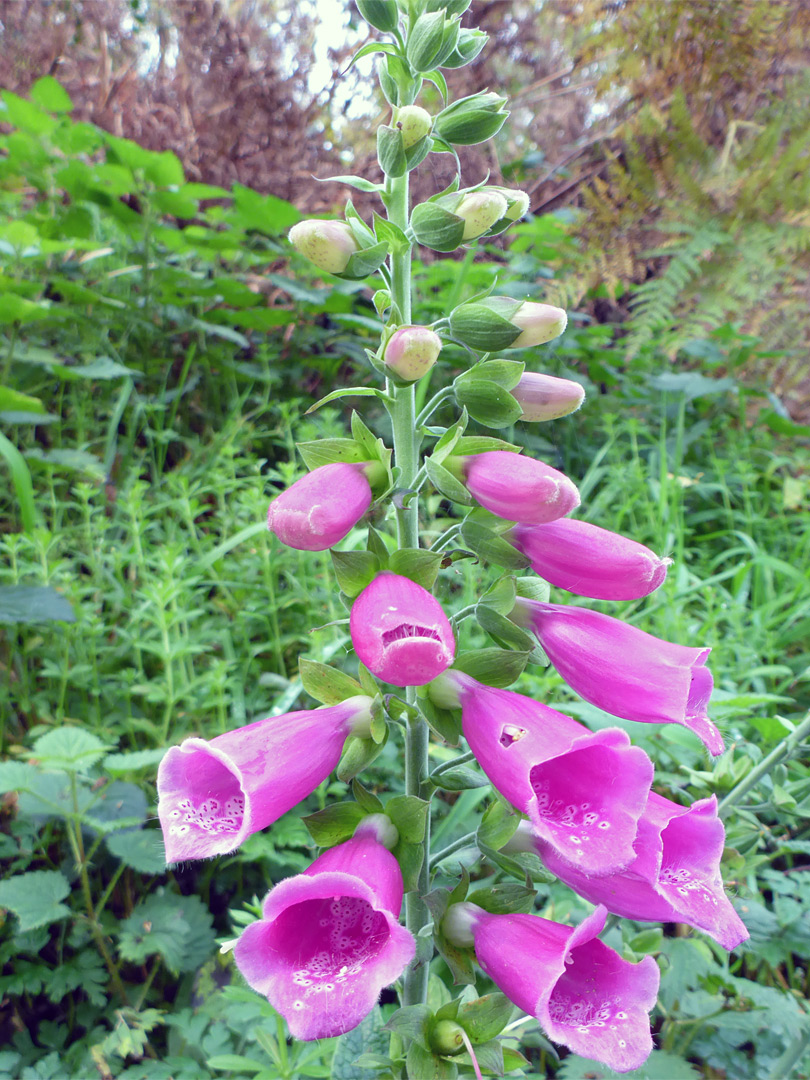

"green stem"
[416,384,456,429]
[431,749,476,777]
[718,711,810,816]
[386,167,430,1008]
[429,830,477,870]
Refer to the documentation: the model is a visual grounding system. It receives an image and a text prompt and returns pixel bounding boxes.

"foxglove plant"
[154,2,747,1073]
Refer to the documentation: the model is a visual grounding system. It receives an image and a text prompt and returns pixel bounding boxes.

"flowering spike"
[509,371,585,421]
[513,600,723,755]
[233,835,415,1040]
[267,462,373,551]
[445,902,659,1073]
[510,518,670,600]
[351,572,455,686]
[511,793,749,951]
[157,696,373,862]
[440,672,653,875]
[288,219,359,275]
[458,450,580,524]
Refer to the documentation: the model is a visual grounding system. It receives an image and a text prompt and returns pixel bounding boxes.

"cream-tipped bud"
[510,371,585,421]
[288,220,359,275]
[455,190,509,240]
[396,105,432,149]
[511,301,568,348]
[354,812,400,850]
[383,325,443,381]
[442,901,481,948]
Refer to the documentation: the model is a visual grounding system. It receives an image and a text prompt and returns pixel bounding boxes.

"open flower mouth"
[159,746,247,859]
[382,623,443,646]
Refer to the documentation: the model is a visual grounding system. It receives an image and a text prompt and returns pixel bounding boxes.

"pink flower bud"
[395,104,432,148]
[511,301,568,347]
[510,371,585,421]
[288,219,359,274]
[510,518,670,600]
[454,190,508,240]
[267,462,373,551]
[460,450,580,524]
[350,572,455,686]
[234,834,415,1040]
[383,325,443,382]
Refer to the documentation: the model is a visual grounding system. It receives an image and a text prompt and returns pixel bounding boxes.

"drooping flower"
[350,572,455,686]
[512,599,723,756]
[443,902,659,1074]
[233,826,415,1041]
[509,371,585,422]
[267,462,375,552]
[457,450,580,525]
[157,696,374,862]
[383,325,443,382]
[509,519,670,601]
[288,220,359,275]
[508,793,749,952]
[430,671,653,875]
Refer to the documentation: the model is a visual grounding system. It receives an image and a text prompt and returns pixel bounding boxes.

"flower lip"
[381,623,442,647]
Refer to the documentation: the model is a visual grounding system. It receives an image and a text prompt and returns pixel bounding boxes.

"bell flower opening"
[157,696,374,863]
[460,450,580,525]
[233,836,415,1041]
[267,461,374,552]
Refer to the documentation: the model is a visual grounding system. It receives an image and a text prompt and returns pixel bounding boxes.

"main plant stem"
[386,169,430,1007]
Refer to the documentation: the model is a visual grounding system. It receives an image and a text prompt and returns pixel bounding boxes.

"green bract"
[355,0,400,32]
[434,91,509,145]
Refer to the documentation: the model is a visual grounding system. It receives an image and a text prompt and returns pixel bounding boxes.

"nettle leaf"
[0,585,75,625]
[117,890,216,974]
[0,870,71,932]
[332,1006,391,1080]
[83,780,147,834]
[302,801,367,848]
[31,727,111,772]
[105,828,166,875]
[299,659,363,705]
[557,1049,700,1079]
[103,748,165,774]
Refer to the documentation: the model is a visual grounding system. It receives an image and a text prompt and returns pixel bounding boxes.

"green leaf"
[302,802,367,847]
[29,77,73,113]
[0,585,74,625]
[384,1004,432,1047]
[331,1006,391,1080]
[105,829,166,875]
[331,550,382,598]
[297,438,367,471]
[452,647,529,688]
[431,766,488,792]
[25,448,105,480]
[31,727,111,772]
[0,91,56,135]
[0,386,45,414]
[231,183,300,233]
[0,870,71,932]
[388,548,443,590]
[466,883,536,915]
[322,174,384,193]
[0,761,39,794]
[306,386,384,414]
[299,659,364,705]
[117,890,216,974]
[103,748,166,774]
[62,357,137,380]
[557,1050,700,1079]
[207,1055,266,1074]
[460,520,529,569]
[0,433,37,532]
[385,795,429,844]
[426,457,473,504]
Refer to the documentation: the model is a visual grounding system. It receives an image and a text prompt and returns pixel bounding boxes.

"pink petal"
[267,462,372,551]
[463,451,580,525]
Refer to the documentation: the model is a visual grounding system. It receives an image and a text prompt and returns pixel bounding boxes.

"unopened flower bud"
[510,371,585,421]
[407,10,460,73]
[288,220,359,275]
[395,105,432,149]
[487,186,530,222]
[511,301,568,347]
[383,325,443,381]
[442,901,480,947]
[434,91,509,146]
[455,190,509,240]
[355,0,399,33]
[425,0,471,14]
[441,26,487,68]
[430,1020,467,1056]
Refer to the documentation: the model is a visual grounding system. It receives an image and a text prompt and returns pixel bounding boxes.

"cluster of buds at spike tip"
[406,9,462,73]
[449,296,568,351]
[382,324,443,382]
[267,461,385,552]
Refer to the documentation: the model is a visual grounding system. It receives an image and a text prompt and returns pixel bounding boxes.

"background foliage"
[1,3,809,1078]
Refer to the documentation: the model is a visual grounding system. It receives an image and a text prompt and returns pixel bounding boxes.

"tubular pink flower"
[513,600,723,756]
[157,696,373,863]
[267,462,373,551]
[443,672,653,875]
[510,371,585,421]
[350,572,455,686]
[510,519,670,601]
[233,834,415,1041]
[460,450,580,525]
[512,793,748,951]
[449,903,659,1074]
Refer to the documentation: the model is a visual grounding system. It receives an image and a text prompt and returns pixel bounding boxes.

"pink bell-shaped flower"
[513,599,723,756]
[443,902,659,1074]
[432,671,653,875]
[509,793,748,952]
[233,825,415,1040]
[267,462,374,552]
[510,519,670,601]
[350,572,455,686]
[459,450,580,524]
[157,696,374,862]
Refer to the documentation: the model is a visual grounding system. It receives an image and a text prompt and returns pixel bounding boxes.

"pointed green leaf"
[299,659,363,705]
[331,550,382,598]
[0,870,71,932]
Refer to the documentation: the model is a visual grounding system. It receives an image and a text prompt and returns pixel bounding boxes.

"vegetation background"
[0,1,808,1078]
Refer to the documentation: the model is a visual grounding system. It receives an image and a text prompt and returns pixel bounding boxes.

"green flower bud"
[411,200,465,252]
[407,10,460,73]
[355,0,400,32]
[441,27,487,68]
[395,105,433,148]
[288,219,359,274]
[487,186,531,222]
[430,1019,467,1056]
[449,297,567,351]
[434,91,509,145]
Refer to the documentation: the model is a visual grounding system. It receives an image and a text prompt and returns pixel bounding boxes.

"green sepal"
[384,1004,432,1049]
[419,693,462,745]
[366,524,392,562]
[337,729,388,782]
[476,795,520,852]
[440,27,487,69]
[410,201,465,253]
[453,378,523,428]
[465,882,536,915]
[331,549,381,598]
[342,241,390,280]
[358,663,379,698]
[448,298,522,351]
[297,437,366,470]
[425,0,470,15]
[370,698,388,743]
[373,210,411,254]
[457,993,513,1044]
[454,435,521,455]
[352,408,384,454]
[373,289,392,316]
[394,839,425,894]
[298,658,363,705]
[377,124,408,178]
[460,519,529,569]
[478,575,517,617]
[385,794,429,844]
[388,547,443,590]
[477,836,554,885]
[476,604,537,653]
[404,134,433,172]
[451,647,529,688]
[406,11,460,73]
[320,173,384,193]
[384,693,420,723]
[406,1041,457,1079]
[430,409,469,464]
[451,1040,503,1076]
[426,457,473,505]
[380,53,420,107]
[352,778,384,814]
[302,801,367,848]
[431,766,488,792]
[460,358,524,390]
[355,0,400,33]
[424,882,475,986]
[516,575,551,603]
